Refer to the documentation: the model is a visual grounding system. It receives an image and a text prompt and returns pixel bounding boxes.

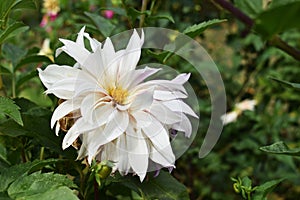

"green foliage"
[255,1,300,38]
[183,19,227,38]
[7,172,77,200]
[260,141,300,156]
[0,0,300,199]
[108,171,190,200]
[0,97,22,125]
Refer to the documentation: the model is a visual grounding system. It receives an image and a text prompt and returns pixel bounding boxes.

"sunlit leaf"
[7,171,77,199]
[0,159,59,192]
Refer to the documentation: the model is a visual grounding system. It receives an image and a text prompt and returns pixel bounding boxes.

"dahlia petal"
[119,67,161,89]
[127,127,148,182]
[150,145,175,168]
[38,64,80,89]
[153,90,187,101]
[57,39,90,65]
[62,117,100,149]
[172,114,192,137]
[130,88,154,111]
[142,116,170,151]
[116,134,130,175]
[119,29,143,74]
[149,102,182,124]
[171,73,190,84]
[163,100,198,118]
[76,26,86,48]
[46,78,83,99]
[51,99,81,129]
[132,111,152,128]
[83,33,101,52]
[81,94,114,125]
[82,46,105,80]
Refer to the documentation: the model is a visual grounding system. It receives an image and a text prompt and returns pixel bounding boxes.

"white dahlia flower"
[38,27,198,181]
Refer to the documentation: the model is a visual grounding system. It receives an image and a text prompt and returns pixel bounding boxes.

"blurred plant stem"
[139,0,148,28]
[269,35,300,61]
[212,0,300,62]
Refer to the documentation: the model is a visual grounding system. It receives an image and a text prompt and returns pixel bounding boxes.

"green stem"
[39,147,45,160]
[11,72,16,98]
[139,0,148,28]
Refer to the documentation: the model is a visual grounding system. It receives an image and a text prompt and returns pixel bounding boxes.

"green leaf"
[0,192,11,200]
[270,77,300,90]
[253,178,284,200]
[7,171,77,199]
[21,186,79,200]
[119,171,190,200]
[255,1,300,38]
[0,97,23,126]
[2,43,27,68]
[12,0,37,10]
[127,7,150,24]
[0,159,59,192]
[259,141,300,156]
[0,22,29,44]
[234,0,263,18]
[147,14,175,23]
[16,70,37,89]
[183,19,227,38]
[84,12,116,37]
[0,143,10,166]
[14,55,52,72]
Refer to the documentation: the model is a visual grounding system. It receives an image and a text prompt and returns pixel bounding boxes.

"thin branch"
[139,0,148,28]
[213,0,300,62]
[213,0,253,28]
[269,35,300,61]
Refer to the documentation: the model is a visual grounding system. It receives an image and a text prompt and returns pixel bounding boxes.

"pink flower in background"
[40,0,60,27]
[104,10,114,19]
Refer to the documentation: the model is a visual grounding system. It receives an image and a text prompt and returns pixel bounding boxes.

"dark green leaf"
[183,19,227,38]
[0,192,11,200]
[0,143,10,165]
[0,159,59,192]
[255,2,300,38]
[120,171,190,200]
[84,12,116,37]
[16,70,37,89]
[270,77,300,89]
[148,14,175,23]
[0,22,29,44]
[253,178,284,200]
[234,0,263,18]
[127,7,150,24]
[14,55,52,72]
[2,43,27,67]
[259,141,300,156]
[146,50,171,63]
[12,0,37,10]
[7,171,77,199]
[0,97,23,126]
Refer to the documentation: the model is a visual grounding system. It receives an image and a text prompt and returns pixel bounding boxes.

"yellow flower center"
[108,87,128,105]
